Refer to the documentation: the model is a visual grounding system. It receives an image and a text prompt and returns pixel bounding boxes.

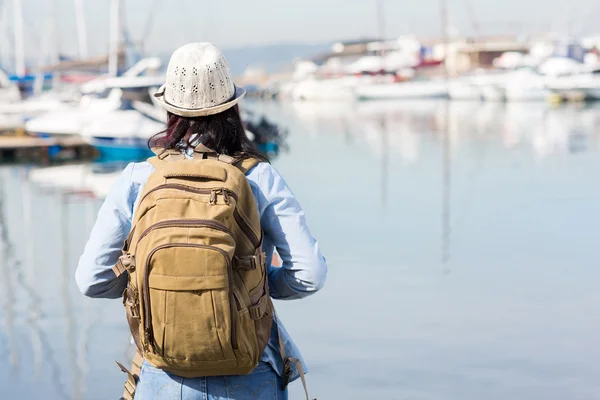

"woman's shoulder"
[245,161,283,188]
[128,161,155,183]
[245,160,270,178]
[105,162,154,217]
[245,161,297,202]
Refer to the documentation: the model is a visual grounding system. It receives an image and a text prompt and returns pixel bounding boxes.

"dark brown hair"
[149,105,267,161]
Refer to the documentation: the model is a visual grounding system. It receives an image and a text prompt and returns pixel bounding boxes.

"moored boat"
[355,79,448,100]
[448,80,482,101]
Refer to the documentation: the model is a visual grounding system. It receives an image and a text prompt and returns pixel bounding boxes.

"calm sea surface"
[1,100,599,399]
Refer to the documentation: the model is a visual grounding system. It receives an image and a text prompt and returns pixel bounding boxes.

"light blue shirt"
[75,160,327,382]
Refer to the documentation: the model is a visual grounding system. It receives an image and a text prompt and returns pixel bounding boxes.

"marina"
[257,38,600,104]
[0,0,598,163]
[0,0,599,399]
[1,100,600,399]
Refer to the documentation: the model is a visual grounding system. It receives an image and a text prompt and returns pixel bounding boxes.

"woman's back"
[76,41,326,400]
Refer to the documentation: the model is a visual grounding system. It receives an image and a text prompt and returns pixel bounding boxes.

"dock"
[0,135,97,163]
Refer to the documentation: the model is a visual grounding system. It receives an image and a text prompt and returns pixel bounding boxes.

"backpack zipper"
[142,242,238,353]
[139,184,261,248]
[137,219,233,245]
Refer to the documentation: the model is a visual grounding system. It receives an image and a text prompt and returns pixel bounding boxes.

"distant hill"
[222,43,331,76]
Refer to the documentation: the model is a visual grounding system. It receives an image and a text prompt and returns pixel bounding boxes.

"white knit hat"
[154,43,245,117]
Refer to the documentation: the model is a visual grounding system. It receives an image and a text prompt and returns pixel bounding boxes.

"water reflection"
[1,101,599,399]
[282,100,600,162]
[0,171,70,399]
[0,166,130,399]
[442,102,452,266]
[275,100,600,265]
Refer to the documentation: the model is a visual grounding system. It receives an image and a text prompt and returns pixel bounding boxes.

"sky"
[2,0,600,61]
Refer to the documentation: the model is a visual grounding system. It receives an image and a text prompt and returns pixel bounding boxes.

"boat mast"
[74,0,88,59]
[376,1,389,207]
[0,1,8,68]
[440,0,449,77]
[108,0,120,77]
[440,0,451,264]
[465,0,481,69]
[12,0,25,77]
[51,0,61,89]
[376,0,386,71]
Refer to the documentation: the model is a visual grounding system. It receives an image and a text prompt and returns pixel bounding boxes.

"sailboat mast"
[108,0,120,77]
[51,0,61,89]
[440,0,451,264]
[440,0,449,77]
[12,0,25,77]
[0,1,8,68]
[74,0,88,59]
[376,0,386,71]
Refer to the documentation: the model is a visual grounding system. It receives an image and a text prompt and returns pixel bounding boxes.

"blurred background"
[1,0,600,399]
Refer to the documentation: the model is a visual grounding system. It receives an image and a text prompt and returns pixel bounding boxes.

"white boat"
[546,66,600,100]
[80,57,163,93]
[504,70,550,102]
[290,75,380,101]
[448,80,482,101]
[480,84,505,102]
[0,114,26,131]
[355,79,448,100]
[25,89,124,136]
[290,77,353,101]
[0,59,163,119]
[505,85,550,102]
[25,57,163,136]
[0,90,80,117]
[80,109,164,158]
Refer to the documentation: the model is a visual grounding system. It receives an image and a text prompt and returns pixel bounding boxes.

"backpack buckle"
[112,254,136,277]
[251,251,266,269]
[234,252,266,270]
[120,254,136,272]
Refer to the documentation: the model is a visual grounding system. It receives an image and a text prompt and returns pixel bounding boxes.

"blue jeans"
[134,361,289,400]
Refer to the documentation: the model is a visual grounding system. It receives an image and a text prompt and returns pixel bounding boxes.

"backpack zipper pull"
[223,190,230,205]
[209,189,218,205]
[144,328,156,353]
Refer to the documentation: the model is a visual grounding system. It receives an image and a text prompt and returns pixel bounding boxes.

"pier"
[0,134,96,163]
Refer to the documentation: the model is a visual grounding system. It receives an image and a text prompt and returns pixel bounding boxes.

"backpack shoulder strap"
[147,156,162,170]
[148,148,261,174]
[148,147,185,168]
[275,311,313,400]
[235,156,262,175]
[116,350,144,400]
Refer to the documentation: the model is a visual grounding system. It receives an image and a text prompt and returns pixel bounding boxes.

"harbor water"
[1,100,600,399]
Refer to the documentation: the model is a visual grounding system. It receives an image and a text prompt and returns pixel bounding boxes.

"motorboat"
[355,79,448,100]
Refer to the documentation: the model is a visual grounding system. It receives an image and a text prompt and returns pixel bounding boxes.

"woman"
[75,43,327,400]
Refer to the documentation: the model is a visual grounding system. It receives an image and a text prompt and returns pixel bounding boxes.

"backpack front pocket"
[143,243,237,362]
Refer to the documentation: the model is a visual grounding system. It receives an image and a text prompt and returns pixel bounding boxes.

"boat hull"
[356,81,448,100]
[448,83,482,101]
[481,85,505,102]
[86,137,153,161]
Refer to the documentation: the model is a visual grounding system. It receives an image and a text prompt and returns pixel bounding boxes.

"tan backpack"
[114,147,274,378]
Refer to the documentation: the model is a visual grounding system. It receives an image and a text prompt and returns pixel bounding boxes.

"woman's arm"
[75,163,138,299]
[254,165,327,300]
